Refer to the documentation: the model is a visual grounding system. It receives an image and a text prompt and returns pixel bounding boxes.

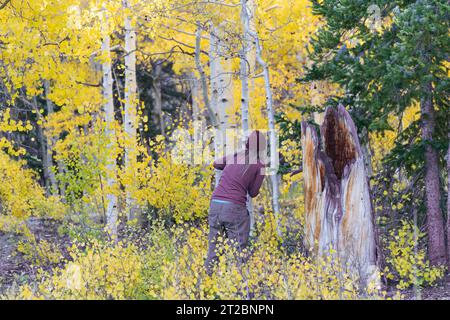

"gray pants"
[205,200,250,275]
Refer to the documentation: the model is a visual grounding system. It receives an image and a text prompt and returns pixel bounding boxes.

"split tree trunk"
[301,105,378,287]
[101,12,118,238]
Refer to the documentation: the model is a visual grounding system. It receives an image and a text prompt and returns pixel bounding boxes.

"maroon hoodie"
[211,131,266,206]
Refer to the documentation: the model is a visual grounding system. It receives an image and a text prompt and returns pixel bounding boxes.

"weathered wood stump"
[301,105,378,288]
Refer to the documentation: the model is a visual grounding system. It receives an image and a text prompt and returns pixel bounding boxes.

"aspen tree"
[447,132,450,268]
[101,5,118,238]
[248,8,281,236]
[240,0,254,232]
[123,0,138,220]
[42,80,58,194]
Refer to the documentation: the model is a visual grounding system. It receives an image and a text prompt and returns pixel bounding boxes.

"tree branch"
[0,0,11,10]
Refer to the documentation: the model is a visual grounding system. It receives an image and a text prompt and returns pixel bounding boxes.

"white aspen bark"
[123,0,138,220]
[194,22,223,183]
[209,22,227,186]
[194,23,217,127]
[101,10,118,238]
[189,72,200,122]
[188,71,203,166]
[240,0,250,134]
[252,29,281,236]
[301,105,378,288]
[215,28,234,133]
[241,0,254,233]
[209,24,219,121]
[245,0,257,90]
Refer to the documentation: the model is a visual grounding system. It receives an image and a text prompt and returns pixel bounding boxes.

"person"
[205,130,267,275]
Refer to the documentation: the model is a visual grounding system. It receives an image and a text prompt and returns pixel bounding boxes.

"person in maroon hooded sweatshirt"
[205,130,267,275]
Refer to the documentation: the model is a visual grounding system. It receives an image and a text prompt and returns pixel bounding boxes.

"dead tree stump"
[301,105,378,288]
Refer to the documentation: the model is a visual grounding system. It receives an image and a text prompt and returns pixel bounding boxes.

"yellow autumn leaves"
[0,152,65,223]
[385,221,446,290]
[12,221,388,300]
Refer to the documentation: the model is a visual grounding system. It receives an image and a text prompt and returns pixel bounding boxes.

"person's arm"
[248,165,265,198]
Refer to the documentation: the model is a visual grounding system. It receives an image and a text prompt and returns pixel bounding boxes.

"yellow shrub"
[18,241,143,300]
[140,222,384,300]
[0,151,66,227]
[135,153,212,223]
[385,221,446,289]
[17,236,63,267]
[9,219,389,300]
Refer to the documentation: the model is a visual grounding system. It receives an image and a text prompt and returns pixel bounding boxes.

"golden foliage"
[384,221,446,290]
[12,221,389,300]
[0,151,65,225]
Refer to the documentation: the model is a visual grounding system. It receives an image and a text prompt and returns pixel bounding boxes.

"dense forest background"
[0,0,449,299]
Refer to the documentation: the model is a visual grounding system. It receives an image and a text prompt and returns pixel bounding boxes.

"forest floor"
[401,275,450,300]
[0,231,22,290]
[0,218,70,294]
[1,218,450,300]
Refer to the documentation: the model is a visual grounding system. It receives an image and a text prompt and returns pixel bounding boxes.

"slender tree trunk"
[216,29,234,133]
[31,94,56,196]
[359,127,373,179]
[56,159,66,199]
[240,0,250,134]
[195,23,217,127]
[446,131,450,268]
[36,122,49,190]
[209,21,232,186]
[32,96,52,194]
[246,0,257,92]
[188,71,204,166]
[240,0,255,233]
[189,72,200,122]
[195,22,221,181]
[420,81,446,266]
[101,9,118,238]
[123,0,138,220]
[43,80,58,193]
[151,60,165,137]
[251,28,281,236]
